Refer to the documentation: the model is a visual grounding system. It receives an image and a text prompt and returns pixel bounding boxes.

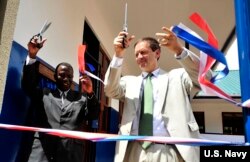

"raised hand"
[79,74,93,94]
[113,31,135,58]
[155,27,183,55]
[27,35,47,58]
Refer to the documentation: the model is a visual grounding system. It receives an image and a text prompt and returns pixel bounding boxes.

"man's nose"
[63,77,69,81]
[137,53,143,59]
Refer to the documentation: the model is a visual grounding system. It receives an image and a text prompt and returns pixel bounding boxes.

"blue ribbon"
[86,63,95,72]
[96,135,246,146]
[172,26,229,83]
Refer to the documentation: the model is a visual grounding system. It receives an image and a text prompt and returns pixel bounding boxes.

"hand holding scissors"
[28,20,52,58]
[29,20,52,49]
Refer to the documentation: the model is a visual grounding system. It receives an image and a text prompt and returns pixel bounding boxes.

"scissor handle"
[29,34,43,49]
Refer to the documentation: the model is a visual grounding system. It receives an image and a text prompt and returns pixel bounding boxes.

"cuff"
[26,55,37,65]
[175,47,188,60]
[110,55,123,68]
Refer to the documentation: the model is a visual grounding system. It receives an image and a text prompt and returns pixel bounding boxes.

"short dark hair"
[54,62,74,76]
[134,37,161,52]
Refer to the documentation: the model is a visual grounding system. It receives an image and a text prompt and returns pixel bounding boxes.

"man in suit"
[104,27,212,162]
[20,35,100,162]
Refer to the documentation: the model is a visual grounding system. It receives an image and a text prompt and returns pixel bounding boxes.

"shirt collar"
[141,68,160,79]
[58,89,70,96]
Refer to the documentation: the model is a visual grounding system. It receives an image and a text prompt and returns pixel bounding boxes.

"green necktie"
[139,74,153,149]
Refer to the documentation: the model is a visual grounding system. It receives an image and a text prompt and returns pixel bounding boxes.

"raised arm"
[104,31,134,99]
[21,35,46,96]
[156,26,212,95]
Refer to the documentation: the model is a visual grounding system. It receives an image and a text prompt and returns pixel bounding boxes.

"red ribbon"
[190,12,218,72]
[189,12,236,103]
[78,44,87,74]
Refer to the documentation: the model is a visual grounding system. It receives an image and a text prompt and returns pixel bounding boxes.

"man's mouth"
[139,62,147,67]
[63,81,69,86]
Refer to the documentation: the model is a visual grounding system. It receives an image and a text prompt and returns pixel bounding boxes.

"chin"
[140,67,147,72]
[139,64,146,68]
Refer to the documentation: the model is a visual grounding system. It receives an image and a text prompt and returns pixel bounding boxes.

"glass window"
[193,112,205,133]
[222,112,243,135]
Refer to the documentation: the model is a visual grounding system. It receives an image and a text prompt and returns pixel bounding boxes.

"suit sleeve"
[85,94,100,120]
[21,61,41,97]
[177,48,212,97]
[104,65,126,100]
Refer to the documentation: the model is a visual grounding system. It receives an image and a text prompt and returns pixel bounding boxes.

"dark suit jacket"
[20,61,100,162]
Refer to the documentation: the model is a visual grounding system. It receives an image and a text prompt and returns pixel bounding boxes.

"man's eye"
[58,74,64,78]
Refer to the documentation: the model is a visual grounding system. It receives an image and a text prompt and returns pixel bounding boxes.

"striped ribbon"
[78,44,104,83]
[7,15,248,146]
[172,13,250,108]
[0,123,246,146]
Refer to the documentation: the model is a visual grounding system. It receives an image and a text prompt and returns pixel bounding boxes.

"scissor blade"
[39,20,52,36]
[123,3,128,32]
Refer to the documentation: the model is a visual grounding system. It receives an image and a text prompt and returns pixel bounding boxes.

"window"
[82,21,110,132]
[82,21,112,162]
[193,112,205,133]
[222,112,243,135]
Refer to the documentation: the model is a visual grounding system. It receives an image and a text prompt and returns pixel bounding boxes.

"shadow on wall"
[0,41,30,162]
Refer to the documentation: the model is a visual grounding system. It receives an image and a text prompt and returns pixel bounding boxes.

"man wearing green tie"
[104,27,212,162]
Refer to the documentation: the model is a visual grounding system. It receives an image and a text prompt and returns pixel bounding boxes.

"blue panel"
[95,107,119,162]
[0,41,30,162]
[234,0,250,142]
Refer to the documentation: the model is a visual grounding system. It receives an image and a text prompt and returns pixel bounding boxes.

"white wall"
[14,0,114,82]
[192,98,242,133]
[201,134,244,143]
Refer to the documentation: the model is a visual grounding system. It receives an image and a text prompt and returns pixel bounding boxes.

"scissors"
[38,20,52,39]
[30,20,52,48]
[122,3,128,48]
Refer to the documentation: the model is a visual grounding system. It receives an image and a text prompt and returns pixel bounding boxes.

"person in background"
[104,27,212,162]
[19,35,100,162]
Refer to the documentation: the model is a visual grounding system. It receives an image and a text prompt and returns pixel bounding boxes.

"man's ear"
[155,49,161,60]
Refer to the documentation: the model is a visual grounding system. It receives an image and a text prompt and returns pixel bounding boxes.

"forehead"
[135,41,150,51]
[57,65,73,73]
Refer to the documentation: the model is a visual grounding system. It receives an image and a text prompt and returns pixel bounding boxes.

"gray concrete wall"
[0,0,20,111]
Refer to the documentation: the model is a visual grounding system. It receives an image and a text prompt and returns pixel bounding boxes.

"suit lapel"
[51,89,64,109]
[62,90,74,109]
[158,69,169,111]
[133,76,143,112]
